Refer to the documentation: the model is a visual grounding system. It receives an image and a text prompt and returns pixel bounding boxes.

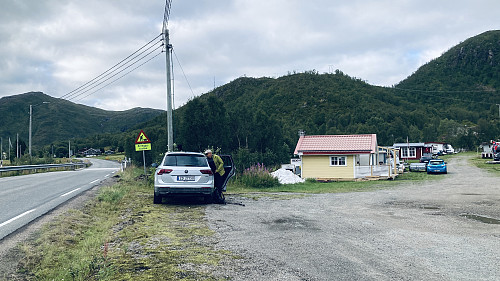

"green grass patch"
[467,152,500,176]
[15,168,228,280]
[226,168,444,195]
[93,153,127,162]
[229,177,387,194]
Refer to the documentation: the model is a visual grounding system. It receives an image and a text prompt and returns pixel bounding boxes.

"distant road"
[0,159,120,240]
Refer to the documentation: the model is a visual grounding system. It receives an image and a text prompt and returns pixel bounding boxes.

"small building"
[82,148,102,157]
[393,142,429,161]
[425,142,445,155]
[294,134,378,180]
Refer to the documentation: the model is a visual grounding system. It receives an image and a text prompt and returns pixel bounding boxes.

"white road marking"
[0,209,36,228]
[90,179,100,184]
[60,188,81,197]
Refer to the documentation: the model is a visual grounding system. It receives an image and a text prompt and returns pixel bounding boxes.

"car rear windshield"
[163,154,207,167]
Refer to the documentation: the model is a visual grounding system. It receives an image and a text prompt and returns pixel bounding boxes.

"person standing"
[205,149,225,202]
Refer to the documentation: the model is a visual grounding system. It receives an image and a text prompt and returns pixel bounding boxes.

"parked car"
[420,155,433,163]
[426,159,447,174]
[154,152,235,204]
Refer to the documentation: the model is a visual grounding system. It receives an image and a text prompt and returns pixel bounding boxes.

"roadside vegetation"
[14,167,229,281]
[227,162,443,194]
[466,151,500,176]
[94,152,127,162]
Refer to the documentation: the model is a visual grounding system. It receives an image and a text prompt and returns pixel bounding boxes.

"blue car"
[426,159,447,174]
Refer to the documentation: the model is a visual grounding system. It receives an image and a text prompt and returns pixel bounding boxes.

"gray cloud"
[0,0,499,110]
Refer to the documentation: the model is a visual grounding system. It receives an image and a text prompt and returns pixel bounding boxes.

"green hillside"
[0,92,163,153]
[123,30,500,167]
[4,30,499,169]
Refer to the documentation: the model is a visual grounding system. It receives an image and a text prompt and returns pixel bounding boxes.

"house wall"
[397,147,423,160]
[302,155,354,179]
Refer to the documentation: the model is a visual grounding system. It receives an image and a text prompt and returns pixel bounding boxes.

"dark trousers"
[214,173,223,189]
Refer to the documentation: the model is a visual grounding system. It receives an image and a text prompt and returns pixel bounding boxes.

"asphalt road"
[207,155,500,281]
[0,159,120,240]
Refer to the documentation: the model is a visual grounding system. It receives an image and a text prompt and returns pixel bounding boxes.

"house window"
[330,156,347,166]
[401,147,416,158]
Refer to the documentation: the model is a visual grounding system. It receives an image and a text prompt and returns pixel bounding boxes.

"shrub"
[238,163,280,188]
[305,178,317,183]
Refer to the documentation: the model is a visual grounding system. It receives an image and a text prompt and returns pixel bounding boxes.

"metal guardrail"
[0,163,88,175]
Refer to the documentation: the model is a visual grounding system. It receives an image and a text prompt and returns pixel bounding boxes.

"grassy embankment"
[15,167,230,281]
[465,151,500,176]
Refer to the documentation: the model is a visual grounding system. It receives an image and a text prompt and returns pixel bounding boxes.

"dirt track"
[207,155,500,280]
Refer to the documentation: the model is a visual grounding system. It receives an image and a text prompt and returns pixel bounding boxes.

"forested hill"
[398,30,500,93]
[0,92,163,149]
[84,30,500,167]
[396,30,500,118]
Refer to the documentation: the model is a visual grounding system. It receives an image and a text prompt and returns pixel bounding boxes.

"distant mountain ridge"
[0,92,163,149]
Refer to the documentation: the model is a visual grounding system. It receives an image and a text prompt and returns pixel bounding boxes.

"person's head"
[204,149,213,158]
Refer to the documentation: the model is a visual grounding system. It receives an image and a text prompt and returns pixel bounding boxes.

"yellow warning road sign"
[135,130,151,144]
[135,143,151,151]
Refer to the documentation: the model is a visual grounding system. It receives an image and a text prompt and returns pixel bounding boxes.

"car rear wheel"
[153,192,162,204]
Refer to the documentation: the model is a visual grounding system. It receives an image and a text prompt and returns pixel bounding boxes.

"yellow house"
[294,134,378,180]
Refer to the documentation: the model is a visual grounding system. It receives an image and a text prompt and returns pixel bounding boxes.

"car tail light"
[157,169,173,175]
[200,169,213,175]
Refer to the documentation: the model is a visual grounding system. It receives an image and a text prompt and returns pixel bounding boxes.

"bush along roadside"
[235,163,280,188]
[15,168,229,281]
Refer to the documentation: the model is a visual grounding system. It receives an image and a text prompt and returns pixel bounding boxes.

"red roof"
[294,134,377,155]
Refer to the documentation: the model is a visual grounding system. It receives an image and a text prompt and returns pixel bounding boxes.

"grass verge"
[14,168,227,281]
[226,169,441,195]
[466,151,500,176]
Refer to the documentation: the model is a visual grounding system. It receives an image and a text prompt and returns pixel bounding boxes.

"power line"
[69,43,164,101]
[173,48,195,99]
[392,86,496,94]
[60,35,163,102]
[75,51,164,102]
[391,86,498,105]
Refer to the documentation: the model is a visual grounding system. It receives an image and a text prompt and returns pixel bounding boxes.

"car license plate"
[177,175,195,181]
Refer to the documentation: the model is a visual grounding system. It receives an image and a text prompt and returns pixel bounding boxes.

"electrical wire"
[60,36,163,102]
[391,86,498,105]
[74,51,164,102]
[69,44,164,101]
[173,48,195,99]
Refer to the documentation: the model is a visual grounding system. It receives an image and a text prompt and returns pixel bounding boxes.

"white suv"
[153,152,234,204]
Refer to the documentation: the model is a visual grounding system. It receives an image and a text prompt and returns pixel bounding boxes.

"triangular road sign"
[135,130,151,144]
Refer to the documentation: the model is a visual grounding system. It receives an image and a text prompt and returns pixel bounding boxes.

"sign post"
[135,130,152,180]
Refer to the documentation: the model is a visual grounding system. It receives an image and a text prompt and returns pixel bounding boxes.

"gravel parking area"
[207,155,500,280]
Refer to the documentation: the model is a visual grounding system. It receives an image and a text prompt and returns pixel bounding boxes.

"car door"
[219,155,235,192]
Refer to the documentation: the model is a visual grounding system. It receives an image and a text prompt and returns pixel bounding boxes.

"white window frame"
[401,147,416,158]
[330,156,347,166]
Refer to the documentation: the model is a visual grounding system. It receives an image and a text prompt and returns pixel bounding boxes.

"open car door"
[219,155,235,192]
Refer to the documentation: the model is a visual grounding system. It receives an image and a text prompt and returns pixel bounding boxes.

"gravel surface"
[207,155,500,281]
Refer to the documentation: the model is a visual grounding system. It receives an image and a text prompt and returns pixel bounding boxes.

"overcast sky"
[0,0,498,111]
